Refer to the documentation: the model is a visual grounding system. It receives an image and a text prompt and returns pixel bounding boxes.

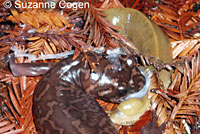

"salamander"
[9,49,149,134]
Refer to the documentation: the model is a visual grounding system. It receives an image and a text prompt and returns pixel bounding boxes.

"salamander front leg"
[9,54,54,77]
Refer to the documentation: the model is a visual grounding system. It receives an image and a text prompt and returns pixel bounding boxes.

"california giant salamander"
[10,50,147,134]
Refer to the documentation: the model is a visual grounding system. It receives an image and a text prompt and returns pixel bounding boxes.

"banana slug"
[110,95,151,126]
[104,8,172,64]
[9,49,152,134]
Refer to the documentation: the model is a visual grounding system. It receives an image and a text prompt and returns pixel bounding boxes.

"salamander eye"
[118,88,128,96]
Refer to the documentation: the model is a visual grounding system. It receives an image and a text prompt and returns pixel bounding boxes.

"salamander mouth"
[120,67,153,102]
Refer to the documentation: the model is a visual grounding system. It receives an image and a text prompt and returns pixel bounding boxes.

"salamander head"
[83,51,152,103]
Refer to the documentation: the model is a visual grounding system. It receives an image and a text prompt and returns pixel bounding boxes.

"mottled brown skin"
[33,75,117,134]
[10,52,146,134]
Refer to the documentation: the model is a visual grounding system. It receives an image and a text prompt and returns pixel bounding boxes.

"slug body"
[110,95,151,126]
[10,50,148,134]
[104,8,172,64]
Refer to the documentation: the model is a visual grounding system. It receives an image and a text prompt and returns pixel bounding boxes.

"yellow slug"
[110,95,150,126]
